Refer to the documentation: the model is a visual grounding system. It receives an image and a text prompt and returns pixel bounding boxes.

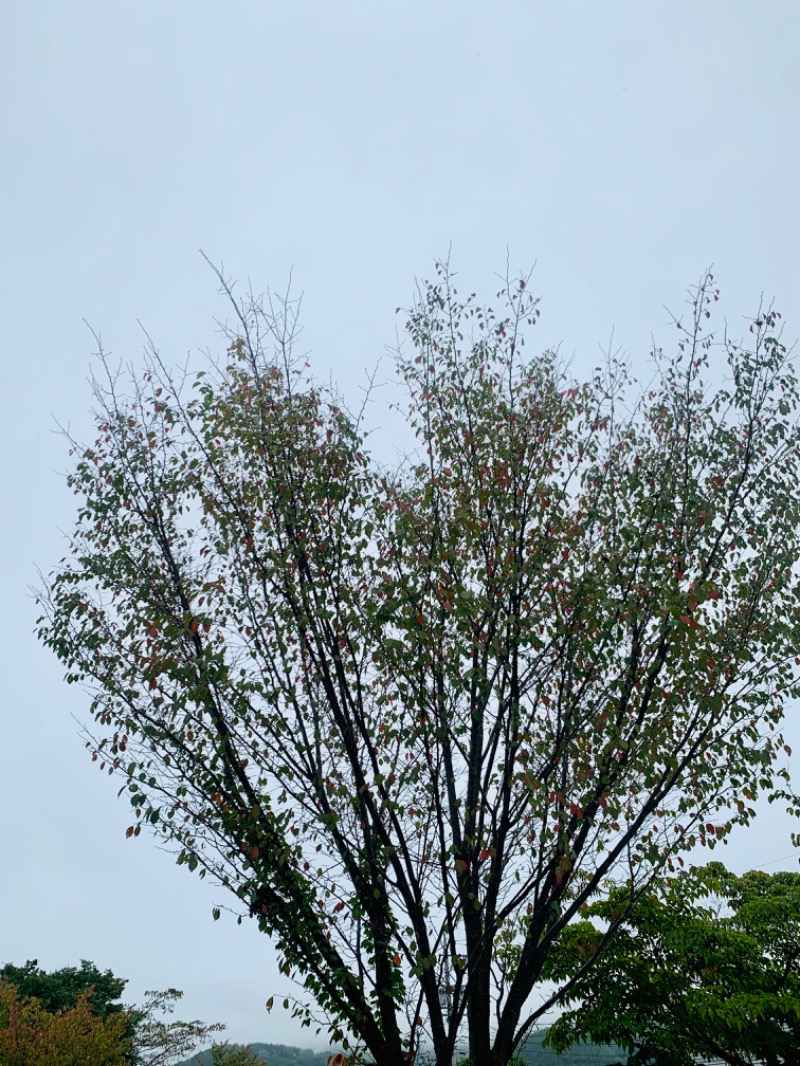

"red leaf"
[125,826,134,838]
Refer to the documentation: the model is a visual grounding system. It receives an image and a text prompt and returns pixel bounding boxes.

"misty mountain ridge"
[179,1031,621,1066]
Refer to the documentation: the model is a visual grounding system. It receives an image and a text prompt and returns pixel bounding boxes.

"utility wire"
[733,848,800,873]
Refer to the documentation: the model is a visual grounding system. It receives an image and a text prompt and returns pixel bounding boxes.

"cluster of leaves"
[0,958,128,1019]
[37,262,800,1066]
[0,980,132,1066]
[544,863,800,1065]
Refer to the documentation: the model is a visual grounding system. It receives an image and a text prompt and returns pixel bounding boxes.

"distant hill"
[519,1029,622,1065]
[178,1032,622,1066]
[180,1044,333,1066]
[181,1044,332,1061]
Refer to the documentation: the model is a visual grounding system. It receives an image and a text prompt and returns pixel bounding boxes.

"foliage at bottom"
[544,864,800,1066]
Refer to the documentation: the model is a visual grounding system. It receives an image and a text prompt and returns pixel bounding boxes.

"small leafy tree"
[132,987,226,1065]
[0,981,132,1066]
[210,1043,269,1066]
[544,863,800,1066]
[37,263,800,1066]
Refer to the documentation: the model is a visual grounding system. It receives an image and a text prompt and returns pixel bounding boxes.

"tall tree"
[37,263,800,1066]
[543,863,800,1066]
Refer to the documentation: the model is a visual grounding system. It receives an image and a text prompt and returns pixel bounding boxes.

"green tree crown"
[37,264,800,1066]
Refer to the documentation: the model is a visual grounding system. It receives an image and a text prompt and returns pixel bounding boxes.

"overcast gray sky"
[2,0,799,1051]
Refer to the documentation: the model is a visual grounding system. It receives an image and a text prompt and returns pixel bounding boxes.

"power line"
[733,848,800,873]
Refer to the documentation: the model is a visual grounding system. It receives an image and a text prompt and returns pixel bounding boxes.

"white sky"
[2,0,799,1050]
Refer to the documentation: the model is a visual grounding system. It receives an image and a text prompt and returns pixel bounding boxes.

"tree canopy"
[0,960,224,1066]
[543,863,800,1066]
[0,958,127,1019]
[37,263,800,1066]
[0,980,132,1066]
